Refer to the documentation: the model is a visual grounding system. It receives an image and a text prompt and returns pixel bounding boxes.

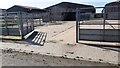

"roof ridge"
[44,2,94,9]
[14,5,41,9]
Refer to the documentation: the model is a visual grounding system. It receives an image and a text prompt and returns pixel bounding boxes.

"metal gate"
[0,12,34,39]
[76,7,119,43]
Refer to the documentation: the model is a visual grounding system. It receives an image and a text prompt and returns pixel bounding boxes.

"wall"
[106,12,120,20]
[43,6,79,21]
[105,2,120,20]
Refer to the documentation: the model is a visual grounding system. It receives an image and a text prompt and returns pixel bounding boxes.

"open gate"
[76,7,119,43]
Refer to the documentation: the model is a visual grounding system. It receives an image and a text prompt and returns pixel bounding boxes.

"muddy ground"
[1,49,117,66]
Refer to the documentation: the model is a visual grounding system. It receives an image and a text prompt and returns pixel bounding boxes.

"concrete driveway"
[0,21,119,66]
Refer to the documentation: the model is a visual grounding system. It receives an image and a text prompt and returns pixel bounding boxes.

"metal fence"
[76,7,120,42]
[0,12,36,39]
[33,13,43,26]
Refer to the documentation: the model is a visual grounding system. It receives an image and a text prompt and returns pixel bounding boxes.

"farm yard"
[0,1,120,67]
[0,21,119,66]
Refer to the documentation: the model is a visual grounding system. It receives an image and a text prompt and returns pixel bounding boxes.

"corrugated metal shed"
[105,1,120,20]
[43,2,95,21]
[45,2,95,13]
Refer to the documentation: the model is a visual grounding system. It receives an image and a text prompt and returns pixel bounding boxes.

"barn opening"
[62,12,76,21]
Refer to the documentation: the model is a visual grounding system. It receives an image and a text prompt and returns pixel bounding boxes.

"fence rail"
[76,7,119,42]
[0,12,35,39]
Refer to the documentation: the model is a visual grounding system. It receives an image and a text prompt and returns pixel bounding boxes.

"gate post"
[4,12,9,35]
[76,8,79,43]
[103,7,106,41]
[32,13,34,30]
[18,12,24,39]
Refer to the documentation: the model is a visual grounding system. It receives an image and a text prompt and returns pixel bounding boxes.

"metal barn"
[7,5,46,26]
[43,2,95,22]
[105,1,120,20]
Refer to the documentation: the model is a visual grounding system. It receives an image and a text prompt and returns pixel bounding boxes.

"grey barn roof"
[15,5,41,9]
[105,1,120,6]
[7,5,46,13]
[44,2,94,9]
[0,8,6,10]
[0,9,6,12]
[44,2,95,13]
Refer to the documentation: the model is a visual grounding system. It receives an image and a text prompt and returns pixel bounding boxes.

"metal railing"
[0,12,35,39]
[76,7,120,42]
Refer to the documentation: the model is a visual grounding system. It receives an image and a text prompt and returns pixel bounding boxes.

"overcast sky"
[0,0,116,9]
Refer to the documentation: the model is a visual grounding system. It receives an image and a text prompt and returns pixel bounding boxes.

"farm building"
[7,5,46,13]
[43,2,95,21]
[105,1,120,20]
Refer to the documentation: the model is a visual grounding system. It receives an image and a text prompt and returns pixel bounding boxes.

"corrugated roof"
[0,9,6,10]
[105,1,120,6]
[44,2,94,9]
[7,5,46,12]
[14,5,41,10]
